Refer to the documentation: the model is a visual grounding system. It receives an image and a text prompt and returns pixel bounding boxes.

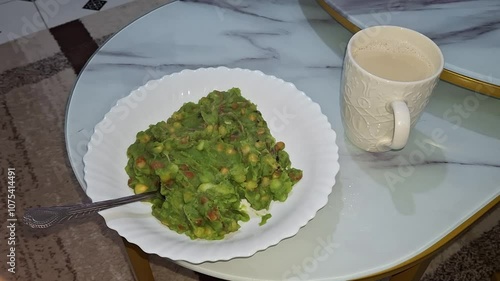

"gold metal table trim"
[354,196,499,281]
[317,0,500,99]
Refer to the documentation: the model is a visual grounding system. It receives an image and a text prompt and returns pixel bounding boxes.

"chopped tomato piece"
[150,160,164,170]
[184,170,195,179]
[135,156,146,168]
[207,209,218,221]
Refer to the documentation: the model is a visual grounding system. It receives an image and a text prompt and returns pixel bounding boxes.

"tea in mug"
[352,40,435,82]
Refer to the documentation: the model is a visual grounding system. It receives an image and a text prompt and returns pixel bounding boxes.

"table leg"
[198,273,226,281]
[123,238,155,281]
[389,257,432,281]
[492,271,500,281]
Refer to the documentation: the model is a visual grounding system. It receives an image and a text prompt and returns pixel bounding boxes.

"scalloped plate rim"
[82,66,340,263]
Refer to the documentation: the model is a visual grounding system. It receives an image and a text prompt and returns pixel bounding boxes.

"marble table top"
[65,0,500,280]
[323,0,500,86]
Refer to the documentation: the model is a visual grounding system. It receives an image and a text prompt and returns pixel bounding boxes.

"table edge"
[316,0,500,99]
[176,196,499,281]
[355,195,500,281]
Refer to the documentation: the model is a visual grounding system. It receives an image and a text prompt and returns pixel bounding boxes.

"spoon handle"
[22,191,158,229]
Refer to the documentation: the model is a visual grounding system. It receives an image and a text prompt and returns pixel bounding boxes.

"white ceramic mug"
[341,25,444,152]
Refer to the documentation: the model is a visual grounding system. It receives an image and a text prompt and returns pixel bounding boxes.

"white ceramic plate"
[83,67,339,264]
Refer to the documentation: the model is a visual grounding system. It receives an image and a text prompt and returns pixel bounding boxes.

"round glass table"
[65,1,500,280]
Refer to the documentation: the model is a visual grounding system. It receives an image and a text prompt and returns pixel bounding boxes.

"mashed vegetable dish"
[125,88,302,240]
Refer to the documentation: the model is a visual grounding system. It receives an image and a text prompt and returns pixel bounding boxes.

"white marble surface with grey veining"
[324,0,500,85]
[66,1,500,280]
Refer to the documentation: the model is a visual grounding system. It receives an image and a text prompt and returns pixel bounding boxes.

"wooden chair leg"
[389,257,432,281]
[198,273,227,281]
[123,238,155,281]
[491,271,500,281]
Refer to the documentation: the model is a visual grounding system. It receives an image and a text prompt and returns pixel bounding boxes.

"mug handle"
[386,100,410,150]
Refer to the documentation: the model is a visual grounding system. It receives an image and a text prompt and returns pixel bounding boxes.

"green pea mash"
[125,88,303,240]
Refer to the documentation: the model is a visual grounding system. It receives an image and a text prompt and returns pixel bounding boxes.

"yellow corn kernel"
[218,125,227,136]
[134,184,148,194]
[248,113,257,121]
[261,177,270,187]
[248,153,258,164]
[245,180,258,191]
[241,144,250,155]
[220,167,229,175]
[226,147,236,155]
[216,143,224,152]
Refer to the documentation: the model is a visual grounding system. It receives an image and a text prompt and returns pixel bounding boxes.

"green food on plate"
[125,88,303,240]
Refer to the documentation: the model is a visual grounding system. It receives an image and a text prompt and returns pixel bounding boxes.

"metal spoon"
[22,191,159,229]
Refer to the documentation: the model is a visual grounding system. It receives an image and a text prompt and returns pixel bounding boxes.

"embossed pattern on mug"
[341,54,438,152]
